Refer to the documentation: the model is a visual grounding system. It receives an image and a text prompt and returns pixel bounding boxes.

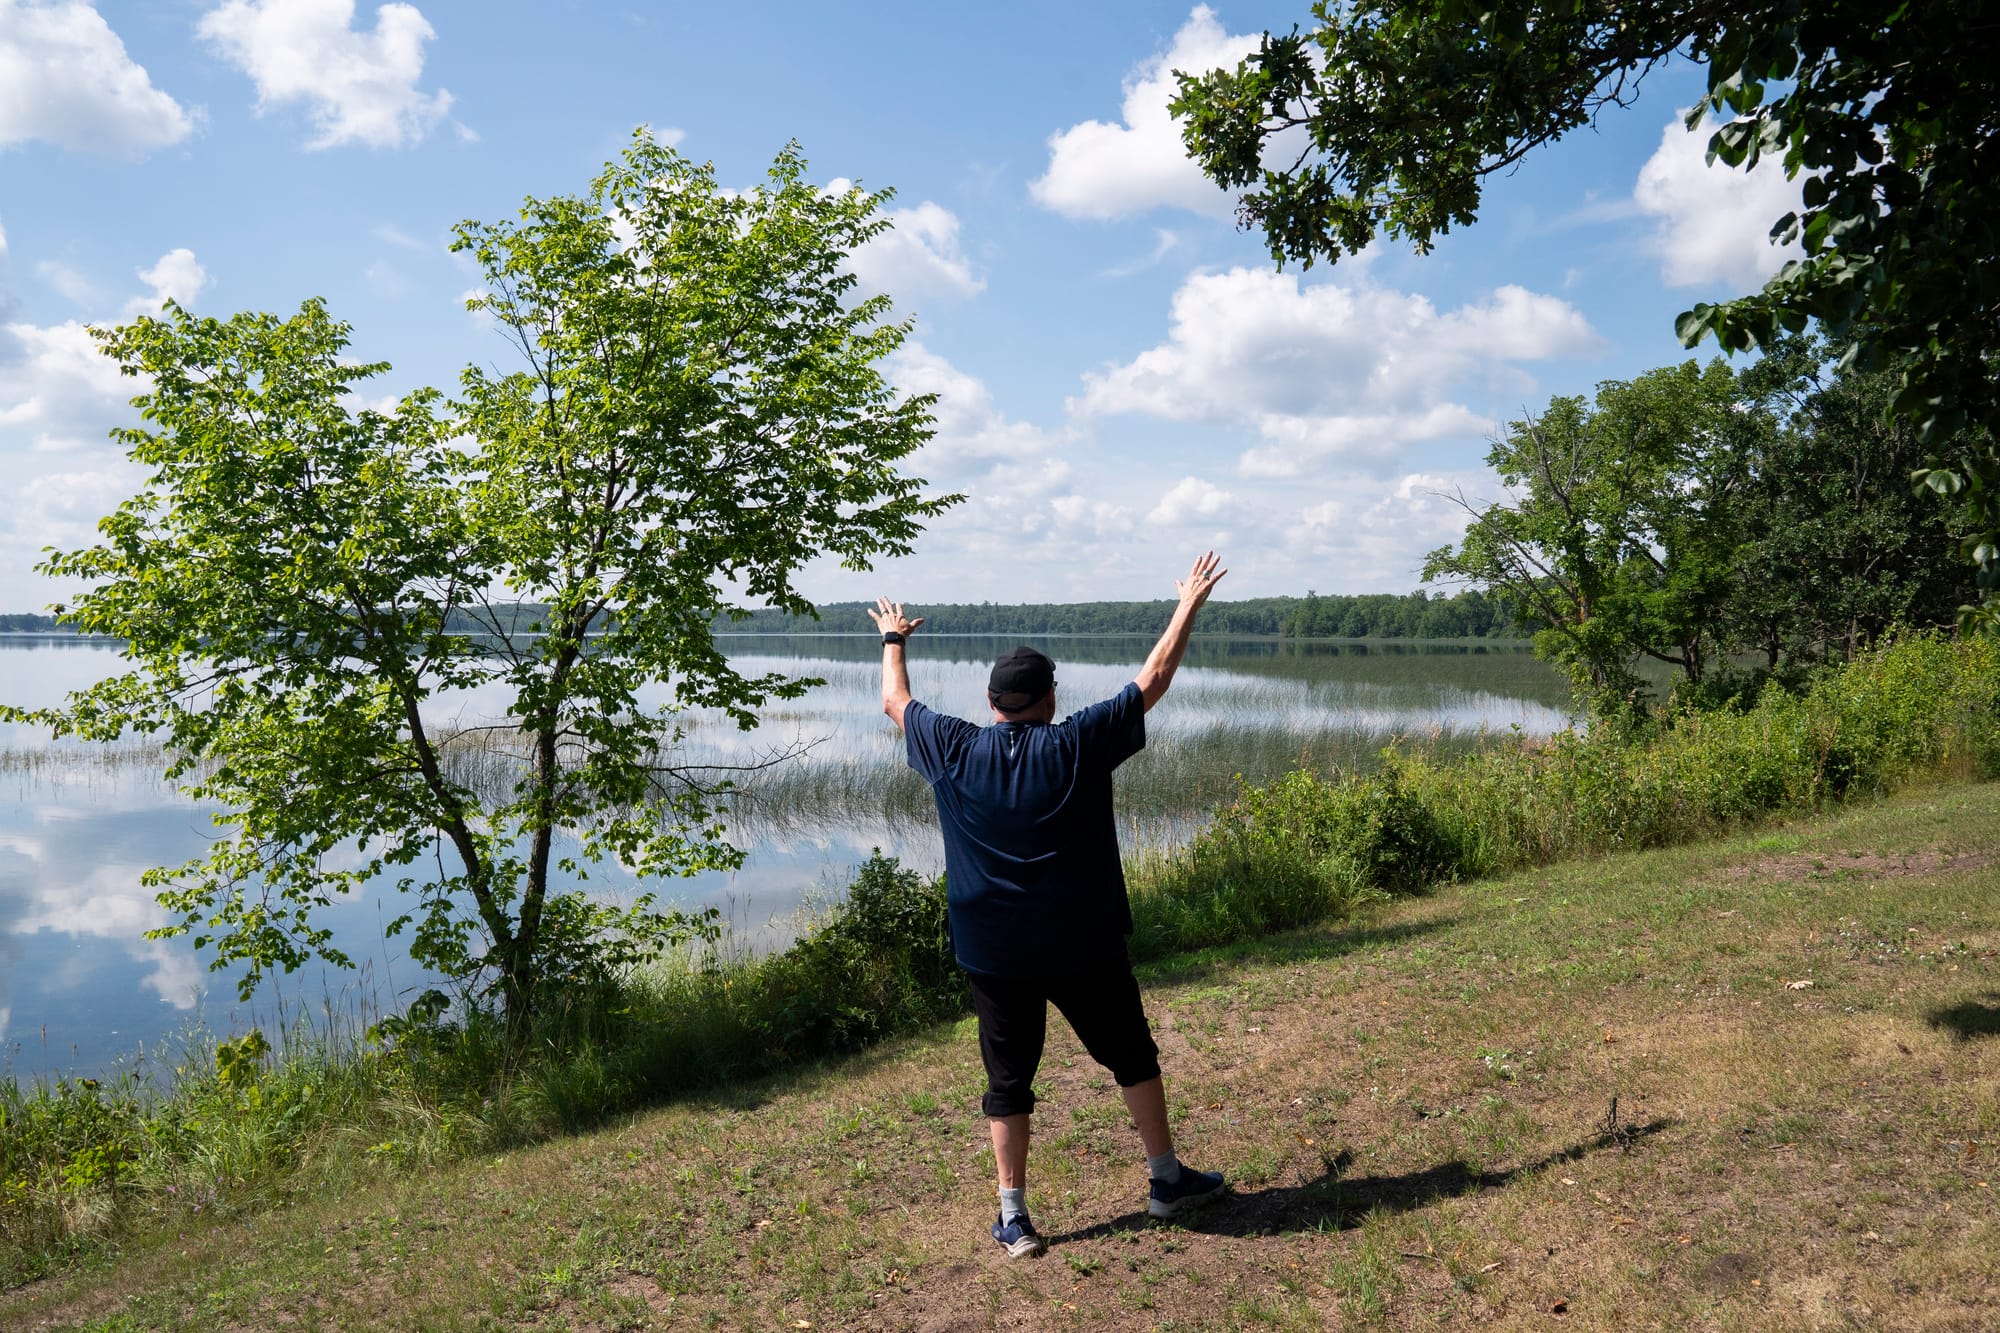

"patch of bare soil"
[807,914,1998,1331]
[1724,849,1993,881]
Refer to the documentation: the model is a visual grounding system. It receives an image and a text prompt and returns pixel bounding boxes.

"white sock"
[1147,1150,1182,1183]
[998,1186,1027,1224]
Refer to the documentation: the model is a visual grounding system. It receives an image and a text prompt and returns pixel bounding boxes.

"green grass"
[2,634,1995,1303]
[4,781,1996,1329]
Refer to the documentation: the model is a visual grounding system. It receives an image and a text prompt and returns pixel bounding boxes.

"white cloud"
[0,251,210,602]
[806,345,1518,606]
[1049,494,1134,538]
[198,0,457,150]
[371,222,426,250]
[890,342,1068,491]
[1285,469,1493,586]
[0,1,195,155]
[36,259,101,306]
[1147,475,1235,525]
[838,192,983,303]
[1634,116,1807,290]
[17,466,140,528]
[832,342,1165,590]
[1030,5,1257,220]
[1100,228,1184,279]
[1240,404,1490,478]
[0,267,174,484]
[1076,266,1597,475]
[122,247,209,317]
[0,318,129,451]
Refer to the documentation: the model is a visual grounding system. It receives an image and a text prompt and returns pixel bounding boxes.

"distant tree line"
[2,606,569,636]
[1,591,1519,640]
[714,588,1517,638]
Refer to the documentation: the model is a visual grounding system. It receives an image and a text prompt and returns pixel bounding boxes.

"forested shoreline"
[0,588,1522,641]
[714,588,1516,638]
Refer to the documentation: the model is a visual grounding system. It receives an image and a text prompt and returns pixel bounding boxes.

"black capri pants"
[964,959,1163,1118]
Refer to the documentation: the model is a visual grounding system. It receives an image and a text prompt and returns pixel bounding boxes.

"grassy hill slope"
[5,783,1998,1331]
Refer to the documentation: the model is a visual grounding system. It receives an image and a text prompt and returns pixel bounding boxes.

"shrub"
[752,852,961,1058]
[1145,633,2000,907]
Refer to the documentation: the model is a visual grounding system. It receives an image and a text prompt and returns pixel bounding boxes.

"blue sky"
[0,1,1806,609]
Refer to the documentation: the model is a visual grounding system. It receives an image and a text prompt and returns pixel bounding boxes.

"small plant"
[213,1030,269,1090]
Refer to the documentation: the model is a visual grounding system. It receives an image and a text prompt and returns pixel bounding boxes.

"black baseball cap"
[988,646,1055,713]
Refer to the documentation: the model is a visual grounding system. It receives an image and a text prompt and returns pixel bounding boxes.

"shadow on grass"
[1927,993,2000,1040]
[1045,1118,1672,1245]
[1134,914,1453,987]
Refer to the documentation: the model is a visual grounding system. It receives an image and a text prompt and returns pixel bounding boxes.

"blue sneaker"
[992,1211,1047,1258]
[1148,1166,1227,1218]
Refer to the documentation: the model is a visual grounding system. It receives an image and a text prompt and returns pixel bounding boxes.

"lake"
[0,633,1573,1080]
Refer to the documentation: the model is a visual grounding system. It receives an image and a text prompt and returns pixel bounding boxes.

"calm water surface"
[0,633,1571,1078]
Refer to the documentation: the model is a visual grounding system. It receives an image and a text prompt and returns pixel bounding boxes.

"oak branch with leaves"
[5,131,956,1029]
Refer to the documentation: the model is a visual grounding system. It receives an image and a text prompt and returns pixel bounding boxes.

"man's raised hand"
[1175,551,1228,609]
[867,597,925,638]
[1136,552,1227,712]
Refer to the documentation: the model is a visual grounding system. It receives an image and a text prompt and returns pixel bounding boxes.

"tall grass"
[3,633,1995,1286]
[1125,634,1998,956]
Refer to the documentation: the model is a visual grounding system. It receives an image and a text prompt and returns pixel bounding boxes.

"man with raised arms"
[866,551,1230,1259]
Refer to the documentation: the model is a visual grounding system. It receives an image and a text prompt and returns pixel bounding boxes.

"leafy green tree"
[7,132,951,1027]
[1424,360,1769,708]
[1728,337,1977,666]
[1172,0,2000,614]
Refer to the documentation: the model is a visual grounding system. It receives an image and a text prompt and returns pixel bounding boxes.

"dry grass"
[4,783,1998,1331]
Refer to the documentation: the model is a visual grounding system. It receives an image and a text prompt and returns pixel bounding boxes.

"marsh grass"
[716,719,1496,844]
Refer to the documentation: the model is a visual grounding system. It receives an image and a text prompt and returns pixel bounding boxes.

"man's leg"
[1119,1076,1172,1159]
[1053,960,1227,1217]
[990,1113,1031,1190]
[965,972,1049,1256]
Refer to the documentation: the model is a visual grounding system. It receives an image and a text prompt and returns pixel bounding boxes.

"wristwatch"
[882,631,906,646]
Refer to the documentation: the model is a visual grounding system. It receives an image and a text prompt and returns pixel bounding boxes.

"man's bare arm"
[1134,551,1227,712]
[865,596,925,730]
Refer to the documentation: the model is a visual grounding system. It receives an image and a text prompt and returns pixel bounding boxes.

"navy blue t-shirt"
[903,682,1146,976]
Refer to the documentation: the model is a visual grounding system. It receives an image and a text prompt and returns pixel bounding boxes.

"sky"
[0,0,1806,610]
